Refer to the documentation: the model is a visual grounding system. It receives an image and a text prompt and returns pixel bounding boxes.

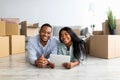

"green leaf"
[107,9,116,30]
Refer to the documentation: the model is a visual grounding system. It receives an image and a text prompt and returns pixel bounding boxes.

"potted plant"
[91,24,95,31]
[107,9,116,35]
[90,24,95,34]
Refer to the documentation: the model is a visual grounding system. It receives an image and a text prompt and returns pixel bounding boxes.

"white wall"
[0,0,120,30]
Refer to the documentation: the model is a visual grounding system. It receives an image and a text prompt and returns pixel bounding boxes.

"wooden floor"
[0,53,120,80]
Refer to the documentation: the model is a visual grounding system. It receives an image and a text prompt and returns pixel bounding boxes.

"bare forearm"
[62,60,80,69]
[71,60,80,67]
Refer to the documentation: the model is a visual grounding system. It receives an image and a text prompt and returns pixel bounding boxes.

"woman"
[58,27,87,69]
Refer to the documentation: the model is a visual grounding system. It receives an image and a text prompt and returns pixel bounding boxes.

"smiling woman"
[58,27,87,69]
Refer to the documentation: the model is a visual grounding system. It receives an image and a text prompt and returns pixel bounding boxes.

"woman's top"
[57,42,83,62]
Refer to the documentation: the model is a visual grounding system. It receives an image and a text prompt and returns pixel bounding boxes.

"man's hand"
[48,62,55,69]
[35,55,48,68]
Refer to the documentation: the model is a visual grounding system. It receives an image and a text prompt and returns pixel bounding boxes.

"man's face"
[39,26,52,42]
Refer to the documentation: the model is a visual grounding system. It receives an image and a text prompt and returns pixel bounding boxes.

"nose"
[44,33,47,36]
[43,32,48,36]
[62,35,66,39]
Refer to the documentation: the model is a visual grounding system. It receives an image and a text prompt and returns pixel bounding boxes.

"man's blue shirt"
[26,35,59,65]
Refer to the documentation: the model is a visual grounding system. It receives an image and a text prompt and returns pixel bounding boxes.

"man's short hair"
[40,23,52,29]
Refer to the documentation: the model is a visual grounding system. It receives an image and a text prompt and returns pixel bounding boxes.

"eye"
[47,32,51,34]
[65,33,69,36]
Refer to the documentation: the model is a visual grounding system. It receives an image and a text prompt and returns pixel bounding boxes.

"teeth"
[43,37,47,38]
[63,40,67,42]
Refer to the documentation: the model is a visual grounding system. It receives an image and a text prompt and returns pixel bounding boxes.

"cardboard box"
[90,35,120,59]
[20,21,39,36]
[102,20,109,35]
[20,21,39,28]
[9,35,25,54]
[20,26,39,36]
[0,36,9,58]
[0,21,6,36]
[6,22,20,35]
[116,19,120,35]
[93,31,103,35]
[26,28,39,36]
[102,19,120,35]
[1,18,19,24]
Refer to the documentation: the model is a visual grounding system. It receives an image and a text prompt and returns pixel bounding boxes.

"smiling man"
[26,23,59,68]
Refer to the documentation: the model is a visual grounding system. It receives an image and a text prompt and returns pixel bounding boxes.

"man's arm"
[26,40,37,65]
[35,55,49,68]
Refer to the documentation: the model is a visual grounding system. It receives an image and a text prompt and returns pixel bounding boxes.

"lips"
[62,39,68,44]
[42,36,48,41]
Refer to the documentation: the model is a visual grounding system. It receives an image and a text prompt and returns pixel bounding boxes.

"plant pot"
[109,29,116,35]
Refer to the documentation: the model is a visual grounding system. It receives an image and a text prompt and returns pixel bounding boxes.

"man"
[26,23,58,68]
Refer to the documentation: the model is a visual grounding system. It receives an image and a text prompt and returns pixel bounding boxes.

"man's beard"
[40,38,48,43]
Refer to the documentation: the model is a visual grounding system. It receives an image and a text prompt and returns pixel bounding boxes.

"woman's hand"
[62,62,72,69]
[62,61,80,69]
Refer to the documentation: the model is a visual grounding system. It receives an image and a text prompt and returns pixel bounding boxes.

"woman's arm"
[71,60,80,67]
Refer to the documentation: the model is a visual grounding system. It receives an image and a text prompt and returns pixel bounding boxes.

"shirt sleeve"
[50,39,59,55]
[26,39,37,65]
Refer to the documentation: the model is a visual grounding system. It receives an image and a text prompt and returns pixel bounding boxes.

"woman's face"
[60,30,72,45]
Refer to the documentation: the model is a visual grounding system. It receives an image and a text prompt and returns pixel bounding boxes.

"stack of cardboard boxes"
[0,18,25,58]
[90,19,120,59]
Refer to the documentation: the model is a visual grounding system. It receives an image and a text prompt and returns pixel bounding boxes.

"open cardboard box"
[90,35,120,59]
[20,21,39,36]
